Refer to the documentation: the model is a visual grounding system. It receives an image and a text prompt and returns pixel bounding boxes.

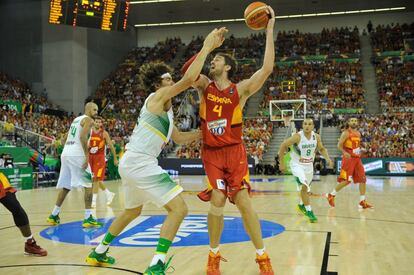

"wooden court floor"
[1,175,413,275]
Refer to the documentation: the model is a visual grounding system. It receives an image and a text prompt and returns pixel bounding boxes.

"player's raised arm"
[157,27,227,102]
[238,6,275,99]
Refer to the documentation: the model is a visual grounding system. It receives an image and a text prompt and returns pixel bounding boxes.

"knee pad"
[209,204,224,216]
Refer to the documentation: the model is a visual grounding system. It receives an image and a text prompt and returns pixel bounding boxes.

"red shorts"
[198,143,250,204]
[338,157,366,184]
[89,154,106,181]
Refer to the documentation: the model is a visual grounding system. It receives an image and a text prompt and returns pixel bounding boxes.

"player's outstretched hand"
[203,27,228,52]
[266,6,275,30]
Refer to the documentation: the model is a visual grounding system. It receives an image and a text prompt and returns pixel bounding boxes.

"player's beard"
[208,68,222,79]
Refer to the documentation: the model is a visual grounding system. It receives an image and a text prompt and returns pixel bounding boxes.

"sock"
[92,194,97,203]
[24,235,33,241]
[85,209,93,219]
[256,247,266,256]
[210,246,219,254]
[305,205,312,211]
[150,238,172,266]
[360,195,366,202]
[95,232,117,253]
[51,205,61,216]
[105,189,111,197]
[299,199,304,205]
[330,190,337,196]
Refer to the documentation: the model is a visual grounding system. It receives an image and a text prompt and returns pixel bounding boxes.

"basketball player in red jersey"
[89,116,118,208]
[181,6,275,275]
[327,117,374,209]
[0,172,47,256]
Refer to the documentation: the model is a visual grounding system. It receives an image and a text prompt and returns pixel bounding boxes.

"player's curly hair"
[139,62,173,92]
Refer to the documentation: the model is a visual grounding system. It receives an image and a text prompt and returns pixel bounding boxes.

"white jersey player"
[279,118,333,223]
[47,102,103,228]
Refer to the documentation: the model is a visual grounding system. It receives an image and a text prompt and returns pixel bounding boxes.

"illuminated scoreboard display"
[49,0,130,31]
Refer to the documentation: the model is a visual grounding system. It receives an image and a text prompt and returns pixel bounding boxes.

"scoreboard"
[49,0,130,31]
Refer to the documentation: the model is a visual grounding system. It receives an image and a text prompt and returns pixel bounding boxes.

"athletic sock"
[360,195,366,202]
[305,205,312,211]
[51,205,60,216]
[256,247,266,256]
[210,246,219,254]
[330,190,337,196]
[105,189,112,197]
[24,235,33,241]
[150,238,172,266]
[95,232,117,253]
[92,194,97,203]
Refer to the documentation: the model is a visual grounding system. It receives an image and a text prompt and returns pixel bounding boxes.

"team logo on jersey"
[229,87,235,95]
[39,215,285,247]
[207,118,227,136]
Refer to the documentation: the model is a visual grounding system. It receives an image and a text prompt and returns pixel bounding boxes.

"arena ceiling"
[129,0,413,26]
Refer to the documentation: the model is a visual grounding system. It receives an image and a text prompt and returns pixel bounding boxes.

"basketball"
[244,2,270,30]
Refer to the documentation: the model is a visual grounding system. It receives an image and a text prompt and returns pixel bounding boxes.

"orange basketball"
[244,2,270,30]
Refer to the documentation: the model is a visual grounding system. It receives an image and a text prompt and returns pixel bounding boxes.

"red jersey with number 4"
[200,82,243,147]
[343,129,361,158]
[89,129,105,156]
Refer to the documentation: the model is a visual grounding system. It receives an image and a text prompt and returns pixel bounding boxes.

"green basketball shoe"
[47,214,60,225]
[305,210,318,223]
[85,249,115,267]
[82,215,103,228]
[297,204,306,215]
[144,257,174,275]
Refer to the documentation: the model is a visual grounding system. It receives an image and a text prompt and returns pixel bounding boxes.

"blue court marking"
[40,215,285,247]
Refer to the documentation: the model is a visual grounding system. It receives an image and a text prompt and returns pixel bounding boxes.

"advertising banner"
[336,157,414,176]
[158,158,255,175]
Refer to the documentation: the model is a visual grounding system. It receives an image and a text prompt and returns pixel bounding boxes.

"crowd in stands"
[1,26,413,161]
[358,113,414,158]
[259,61,366,118]
[370,23,414,112]
[374,59,414,111]
[370,23,414,53]
[276,27,360,57]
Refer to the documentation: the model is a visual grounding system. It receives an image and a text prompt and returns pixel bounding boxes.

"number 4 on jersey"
[213,105,223,117]
[70,125,77,138]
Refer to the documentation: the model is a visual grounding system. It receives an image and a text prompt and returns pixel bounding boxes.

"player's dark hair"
[140,62,173,92]
[215,52,237,79]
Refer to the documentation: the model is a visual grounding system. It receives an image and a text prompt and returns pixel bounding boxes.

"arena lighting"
[134,6,406,27]
[130,0,185,4]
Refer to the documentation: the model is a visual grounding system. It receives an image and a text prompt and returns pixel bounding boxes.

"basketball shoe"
[144,258,173,275]
[47,214,60,225]
[207,251,226,275]
[25,238,47,256]
[82,215,103,228]
[297,204,306,215]
[326,193,335,207]
[305,210,318,223]
[255,252,274,275]
[86,249,115,266]
[359,200,374,209]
